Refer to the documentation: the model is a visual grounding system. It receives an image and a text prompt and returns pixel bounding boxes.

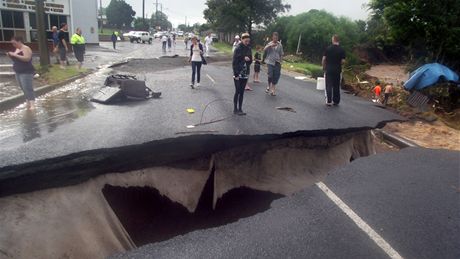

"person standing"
[204,33,213,57]
[71,28,86,69]
[51,26,60,64]
[161,34,168,52]
[7,36,36,110]
[58,23,69,69]
[232,33,252,115]
[263,32,284,96]
[373,83,382,103]
[189,36,204,89]
[322,35,346,106]
[232,35,240,53]
[167,36,172,52]
[253,49,262,83]
[111,32,117,49]
[383,83,394,106]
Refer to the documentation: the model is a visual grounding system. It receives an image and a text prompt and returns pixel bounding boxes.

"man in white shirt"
[161,35,168,52]
[232,35,241,53]
[204,33,213,57]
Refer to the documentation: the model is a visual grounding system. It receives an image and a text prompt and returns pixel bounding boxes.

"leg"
[332,73,341,104]
[196,62,202,83]
[233,79,239,112]
[191,62,197,85]
[17,74,35,109]
[325,73,333,104]
[238,79,247,111]
[267,65,274,93]
[272,63,281,95]
[59,48,66,69]
[383,93,389,106]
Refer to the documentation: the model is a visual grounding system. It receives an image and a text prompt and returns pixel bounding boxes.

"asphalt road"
[0,48,402,167]
[111,147,460,259]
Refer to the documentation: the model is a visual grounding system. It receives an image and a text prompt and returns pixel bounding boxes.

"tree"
[151,11,172,31]
[204,0,290,35]
[106,0,136,29]
[368,0,460,69]
[134,17,150,31]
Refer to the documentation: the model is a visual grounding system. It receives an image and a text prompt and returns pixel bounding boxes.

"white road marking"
[206,74,216,84]
[316,182,404,259]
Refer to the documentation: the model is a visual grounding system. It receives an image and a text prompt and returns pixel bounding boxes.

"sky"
[101,0,370,27]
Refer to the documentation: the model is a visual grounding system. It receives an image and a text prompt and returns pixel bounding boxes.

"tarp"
[404,63,459,91]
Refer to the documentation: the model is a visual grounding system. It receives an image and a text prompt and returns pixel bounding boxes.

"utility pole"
[35,0,49,69]
[142,0,145,21]
[155,0,158,28]
[99,0,103,33]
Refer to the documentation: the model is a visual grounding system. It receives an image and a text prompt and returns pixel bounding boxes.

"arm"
[62,37,68,50]
[279,42,284,57]
[322,56,327,72]
[232,46,242,77]
[10,47,32,62]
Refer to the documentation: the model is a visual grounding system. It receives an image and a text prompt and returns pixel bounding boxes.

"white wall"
[69,0,99,44]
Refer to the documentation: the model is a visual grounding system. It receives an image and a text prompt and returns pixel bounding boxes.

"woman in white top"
[188,36,204,89]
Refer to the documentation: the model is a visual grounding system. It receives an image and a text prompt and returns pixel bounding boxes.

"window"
[0,30,3,42]
[29,13,49,30]
[49,15,67,29]
[3,30,14,41]
[1,10,24,28]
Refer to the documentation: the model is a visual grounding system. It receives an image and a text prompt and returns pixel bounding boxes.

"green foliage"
[151,11,172,31]
[368,0,460,70]
[266,10,361,63]
[134,18,150,31]
[106,0,136,29]
[204,0,290,35]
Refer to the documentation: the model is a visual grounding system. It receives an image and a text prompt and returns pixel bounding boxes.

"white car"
[130,31,153,44]
[153,31,164,39]
[177,31,184,37]
[123,31,137,39]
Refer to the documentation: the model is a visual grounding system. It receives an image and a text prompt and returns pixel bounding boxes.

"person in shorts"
[263,32,284,96]
[253,49,261,83]
[58,23,69,69]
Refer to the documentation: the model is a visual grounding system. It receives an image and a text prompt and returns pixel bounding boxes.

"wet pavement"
[0,41,188,148]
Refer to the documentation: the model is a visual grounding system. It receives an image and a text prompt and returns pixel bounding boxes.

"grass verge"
[213,42,233,55]
[34,65,88,85]
[282,61,323,78]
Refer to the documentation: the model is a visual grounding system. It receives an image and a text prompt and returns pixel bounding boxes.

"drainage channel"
[0,130,376,258]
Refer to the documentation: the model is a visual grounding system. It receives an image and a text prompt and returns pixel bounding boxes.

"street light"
[35,0,50,69]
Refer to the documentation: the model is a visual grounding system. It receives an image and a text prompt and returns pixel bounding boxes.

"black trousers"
[325,71,341,104]
[234,78,247,111]
[113,41,116,49]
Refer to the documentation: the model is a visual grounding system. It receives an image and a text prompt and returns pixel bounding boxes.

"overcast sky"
[101,0,370,27]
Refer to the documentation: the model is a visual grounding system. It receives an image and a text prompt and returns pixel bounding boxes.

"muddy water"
[0,67,111,146]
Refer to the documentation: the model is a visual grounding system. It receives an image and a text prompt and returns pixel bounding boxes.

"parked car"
[123,31,137,41]
[130,31,153,44]
[211,33,219,42]
[153,31,165,39]
[177,31,184,37]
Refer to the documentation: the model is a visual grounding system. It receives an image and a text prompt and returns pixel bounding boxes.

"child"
[373,83,382,103]
[383,83,394,106]
[253,49,261,83]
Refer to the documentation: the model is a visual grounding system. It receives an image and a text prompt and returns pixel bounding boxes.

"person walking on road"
[51,26,60,64]
[232,33,252,115]
[111,32,117,50]
[189,36,204,89]
[71,28,86,69]
[204,32,213,57]
[7,36,36,110]
[253,49,262,83]
[263,32,284,96]
[58,23,69,69]
[161,35,168,52]
[322,35,346,106]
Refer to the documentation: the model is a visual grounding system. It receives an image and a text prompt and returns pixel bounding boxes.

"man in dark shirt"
[322,35,346,106]
[58,23,69,69]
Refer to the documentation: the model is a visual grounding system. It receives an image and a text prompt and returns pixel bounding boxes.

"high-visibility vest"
[71,34,86,45]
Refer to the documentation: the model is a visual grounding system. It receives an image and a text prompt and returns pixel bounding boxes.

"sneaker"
[196,83,201,87]
[326,102,333,106]
[333,103,340,106]
[245,86,253,91]
[265,87,270,93]
[190,83,195,89]
[237,110,247,116]
[233,109,238,115]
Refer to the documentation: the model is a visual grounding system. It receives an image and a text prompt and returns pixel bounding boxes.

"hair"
[241,33,250,39]
[60,23,67,29]
[332,34,340,42]
[191,35,198,40]
[272,32,279,38]
[11,36,24,43]
[76,27,81,32]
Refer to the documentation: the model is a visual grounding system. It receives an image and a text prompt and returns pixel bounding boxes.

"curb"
[374,129,419,149]
[0,72,91,112]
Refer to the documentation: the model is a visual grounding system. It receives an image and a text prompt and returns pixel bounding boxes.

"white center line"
[206,74,216,84]
[316,182,404,259]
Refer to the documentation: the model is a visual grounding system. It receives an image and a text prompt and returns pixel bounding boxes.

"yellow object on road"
[187,108,195,114]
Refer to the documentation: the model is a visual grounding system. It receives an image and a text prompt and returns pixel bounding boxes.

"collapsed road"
[0,54,458,259]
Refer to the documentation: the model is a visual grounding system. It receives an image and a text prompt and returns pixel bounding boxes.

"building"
[0,0,99,46]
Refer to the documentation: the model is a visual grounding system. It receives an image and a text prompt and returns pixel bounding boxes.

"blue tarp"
[404,63,459,91]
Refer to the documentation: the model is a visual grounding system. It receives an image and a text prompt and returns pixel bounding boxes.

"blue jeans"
[15,73,35,101]
[191,61,202,84]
